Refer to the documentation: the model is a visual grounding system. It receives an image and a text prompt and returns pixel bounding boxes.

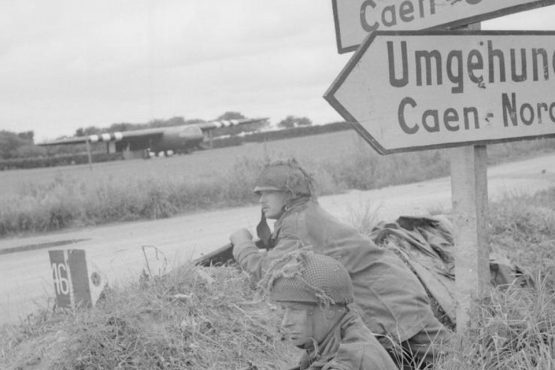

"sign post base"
[449,145,490,332]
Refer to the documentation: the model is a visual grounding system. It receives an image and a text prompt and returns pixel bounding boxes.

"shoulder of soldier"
[328,342,396,370]
[275,208,306,237]
[329,315,397,370]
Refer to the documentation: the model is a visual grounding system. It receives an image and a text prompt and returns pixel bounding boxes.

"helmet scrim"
[253,159,314,198]
[262,250,354,306]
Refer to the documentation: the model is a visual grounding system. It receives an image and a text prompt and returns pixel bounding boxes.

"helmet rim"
[253,185,284,194]
[252,160,314,197]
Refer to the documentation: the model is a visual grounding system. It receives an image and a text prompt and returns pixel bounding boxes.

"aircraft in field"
[38,117,268,159]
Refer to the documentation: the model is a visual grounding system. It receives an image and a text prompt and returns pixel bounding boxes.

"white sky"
[1,1,554,141]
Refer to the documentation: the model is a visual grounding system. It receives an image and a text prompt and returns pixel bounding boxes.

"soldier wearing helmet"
[253,159,314,198]
[264,251,397,370]
[230,159,450,368]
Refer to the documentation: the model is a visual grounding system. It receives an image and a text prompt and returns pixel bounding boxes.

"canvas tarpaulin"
[370,216,531,329]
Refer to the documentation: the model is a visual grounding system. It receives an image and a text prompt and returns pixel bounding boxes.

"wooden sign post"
[448,22,491,328]
[449,144,490,326]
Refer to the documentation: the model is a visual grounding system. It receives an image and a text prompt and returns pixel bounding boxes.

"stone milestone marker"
[49,249,106,310]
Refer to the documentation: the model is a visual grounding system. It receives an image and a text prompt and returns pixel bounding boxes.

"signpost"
[333,0,555,53]
[325,30,555,154]
[325,8,555,329]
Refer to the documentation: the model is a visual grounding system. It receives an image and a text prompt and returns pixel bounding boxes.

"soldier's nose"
[281,310,294,328]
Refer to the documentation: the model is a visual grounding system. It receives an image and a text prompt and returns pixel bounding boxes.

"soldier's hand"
[230,228,253,246]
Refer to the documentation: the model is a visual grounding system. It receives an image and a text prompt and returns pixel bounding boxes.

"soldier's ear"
[322,305,342,321]
[280,191,293,205]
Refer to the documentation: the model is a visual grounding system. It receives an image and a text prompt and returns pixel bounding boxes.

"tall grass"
[0,137,553,237]
[345,187,555,369]
[436,276,554,369]
[0,157,266,236]
[318,145,450,190]
[488,188,555,269]
[435,188,555,369]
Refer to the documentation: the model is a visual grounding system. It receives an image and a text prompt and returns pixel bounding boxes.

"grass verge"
[433,187,555,369]
[0,265,296,369]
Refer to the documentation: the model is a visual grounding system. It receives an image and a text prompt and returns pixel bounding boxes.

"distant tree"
[278,115,312,129]
[0,131,32,159]
[17,131,34,144]
[166,116,186,127]
[216,111,245,121]
[74,126,102,137]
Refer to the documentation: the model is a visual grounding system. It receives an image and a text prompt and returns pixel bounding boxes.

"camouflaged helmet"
[253,159,314,197]
[266,251,354,306]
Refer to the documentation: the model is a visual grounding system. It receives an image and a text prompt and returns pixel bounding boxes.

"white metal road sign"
[333,0,555,53]
[324,30,555,154]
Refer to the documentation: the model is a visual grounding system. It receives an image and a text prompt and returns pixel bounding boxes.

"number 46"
[51,262,70,295]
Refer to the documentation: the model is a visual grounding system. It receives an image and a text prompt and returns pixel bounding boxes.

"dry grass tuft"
[436,276,555,369]
[0,264,295,370]
[489,188,555,270]
[435,188,555,369]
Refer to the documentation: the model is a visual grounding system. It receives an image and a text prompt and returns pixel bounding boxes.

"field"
[0,130,362,196]
[0,130,554,237]
[2,130,553,196]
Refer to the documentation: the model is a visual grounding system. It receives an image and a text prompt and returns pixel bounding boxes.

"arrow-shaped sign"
[325,30,555,154]
[333,0,555,53]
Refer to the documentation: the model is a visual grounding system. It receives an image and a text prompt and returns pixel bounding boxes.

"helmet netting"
[260,250,353,307]
[254,159,315,198]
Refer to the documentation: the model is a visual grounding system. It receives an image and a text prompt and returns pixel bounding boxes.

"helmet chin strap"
[296,309,318,351]
[256,209,273,249]
[256,192,295,249]
[300,308,346,352]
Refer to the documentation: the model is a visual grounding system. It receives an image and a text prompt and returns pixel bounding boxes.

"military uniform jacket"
[234,198,435,342]
[297,310,397,370]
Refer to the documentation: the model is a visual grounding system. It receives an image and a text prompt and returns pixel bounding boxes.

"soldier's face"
[279,302,334,349]
[258,190,290,219]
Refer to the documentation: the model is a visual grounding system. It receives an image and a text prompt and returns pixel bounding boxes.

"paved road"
[1,153,554,326]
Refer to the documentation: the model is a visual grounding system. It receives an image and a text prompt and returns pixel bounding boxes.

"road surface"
[1,153,554,326]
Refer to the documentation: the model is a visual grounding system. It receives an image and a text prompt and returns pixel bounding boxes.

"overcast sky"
[1,1,555,141]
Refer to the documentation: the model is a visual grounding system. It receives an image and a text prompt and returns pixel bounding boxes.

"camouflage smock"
[296,309,397,370]
[234,198,437,342]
